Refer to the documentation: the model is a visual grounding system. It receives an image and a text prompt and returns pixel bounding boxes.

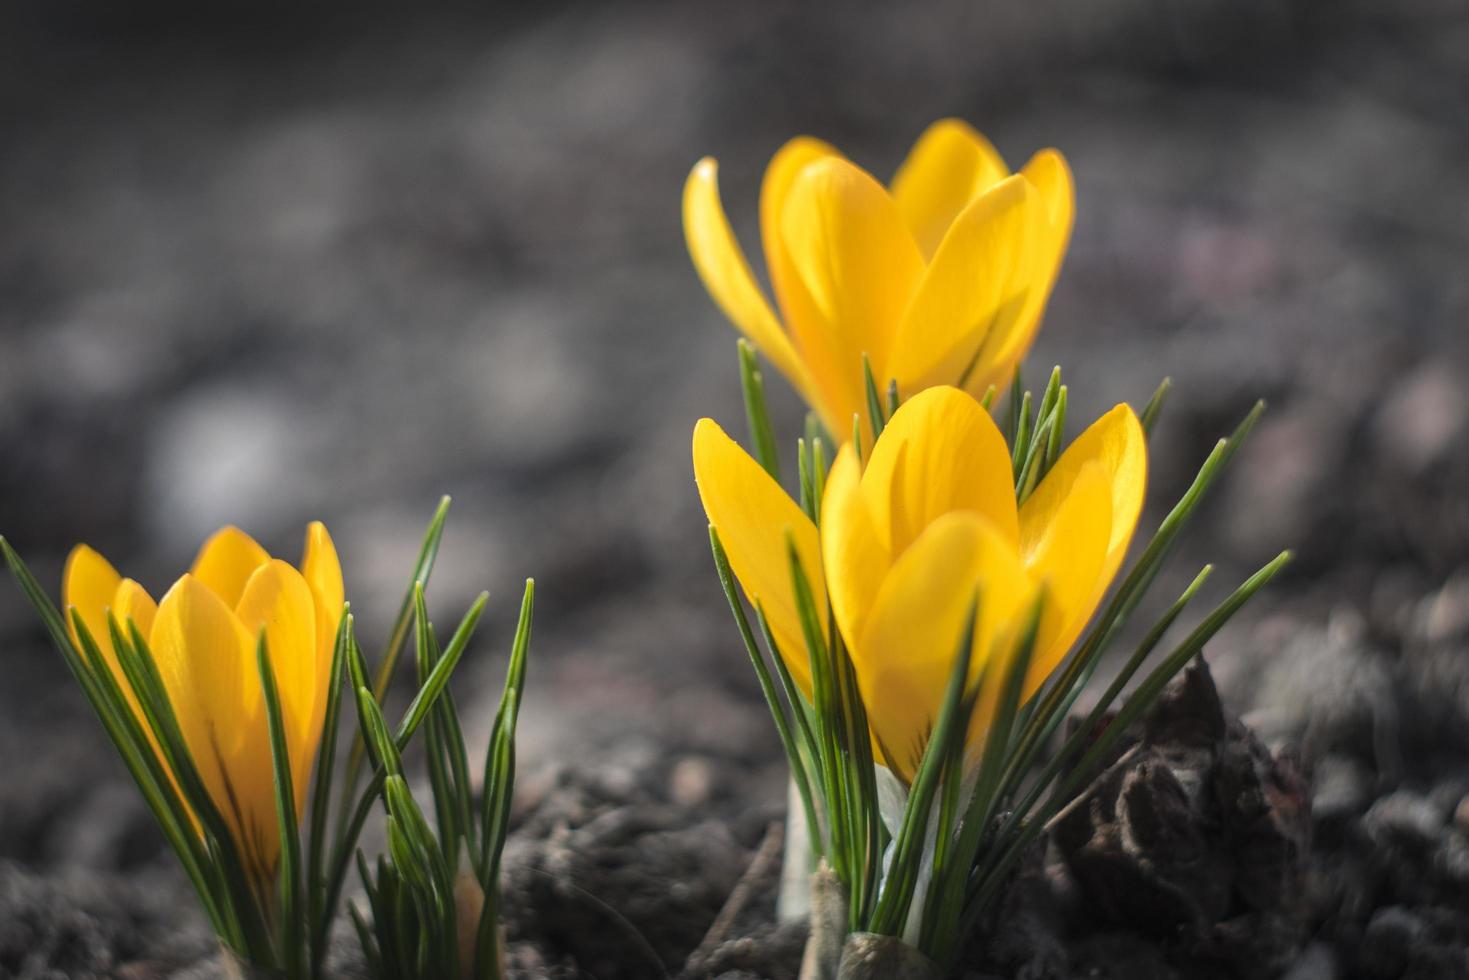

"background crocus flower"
[693,385,1144,783]
[684,119,1073,440]
[63,523,343,883]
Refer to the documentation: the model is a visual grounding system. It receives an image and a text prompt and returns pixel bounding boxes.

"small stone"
[1433,833,1469,888]
[1281,942,1338,980]
[1311,755,1372,824]
[1455,796,1469,833]
[1372,361,1469,474]
[1360,906,1425,979]
[669,755,714,808]
[1362,792,1448,851]
[1419,571,1469,645]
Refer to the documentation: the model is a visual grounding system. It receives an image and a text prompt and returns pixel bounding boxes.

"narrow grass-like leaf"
[358,687,403,779]
[798,437,817,522]
[412,587,460,861]
[788,534,849,884]
[739,339,782,481]
[810,437,828,527]
[1015,400,1061,502]
[348,903,380,976]
[395,592,488,745]
[436,681,475,861]
[1140,377,1173,438]
[255,631,304,980]
[1044,386,1068,471]
[480,577,533,881]
[868,594,980,937]
[753,603,824,858]
[336,496,452,839]
[832,624,880,926]
[710,528,820,854]
[1010,390,1034,478]
[1004,368,1024,445]
[1034,367,1061,434]
[863,353,887,440]
[307,608,350,967]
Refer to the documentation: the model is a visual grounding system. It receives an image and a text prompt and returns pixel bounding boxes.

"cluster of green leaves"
[716,341,1291,969]
[0,496,530,980]
[348,576,533,980]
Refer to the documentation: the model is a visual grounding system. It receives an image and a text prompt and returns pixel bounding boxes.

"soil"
[2,1,1468,978]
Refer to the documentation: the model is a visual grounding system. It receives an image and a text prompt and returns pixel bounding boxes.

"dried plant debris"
[1050,658,1310,977]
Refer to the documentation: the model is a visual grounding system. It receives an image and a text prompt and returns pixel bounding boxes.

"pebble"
[1312,755,1373,824]
[1362,791,1448,850]
[1455,796,1469,834]
[1281,942,1338,980]
[1360,906,1425,979]
[1433,833,1469,888]
[669,755,715,808]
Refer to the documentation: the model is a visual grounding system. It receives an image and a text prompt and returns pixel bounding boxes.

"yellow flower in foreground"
[693,386,1144,782]
[684,118,1073,439]
[63,523,343,881]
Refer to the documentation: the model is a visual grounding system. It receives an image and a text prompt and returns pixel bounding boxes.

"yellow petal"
[112,577,161,735]
[235,559,319,815]
[110,576,194,824]
[112,579,158,641]
[889,175,1043,393]
[965,150,1075,395]
[63,544,122,657]
[759,137,846,434]
[853,511,1033,782]
[300,522,343,786]
[1019,405,1146,692]
[61,547,146,729]
[1022,148,1075,244]
[190,526,271,609]
[1022,404,1146,585]
[890,118,1009,260]
[301,522,343,664]
[759,136,841,296]
[1019,461,1112,693]
[779,156,925,438]
[683,157,812,400]
[150,574,273,878]
[693,418,824,699]
[860,386,1019,560]
[820,443,890,654]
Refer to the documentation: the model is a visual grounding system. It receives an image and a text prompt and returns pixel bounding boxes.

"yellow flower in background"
[684,119,1074,440]
[64,523,343,882]
[693,386,1144,782]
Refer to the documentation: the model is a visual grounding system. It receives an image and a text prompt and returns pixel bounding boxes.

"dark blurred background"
[1,0,1468,973]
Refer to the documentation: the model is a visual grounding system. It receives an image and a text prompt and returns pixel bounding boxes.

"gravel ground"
[1,1,1468,977]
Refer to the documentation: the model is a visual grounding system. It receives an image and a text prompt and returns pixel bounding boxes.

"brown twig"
[681,820,785,978]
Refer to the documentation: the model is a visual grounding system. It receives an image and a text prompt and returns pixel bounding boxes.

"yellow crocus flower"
[684,119,1073,440]
[63,523,344,883]
[693,386,1144,782]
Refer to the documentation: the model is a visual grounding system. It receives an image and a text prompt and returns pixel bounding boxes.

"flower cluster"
[3,499,530,980]
[65,525,342,883]
[685,119,1071,438]
[0,115,1286,980]
[685,120,1286,976]
[696,386,1144,784]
